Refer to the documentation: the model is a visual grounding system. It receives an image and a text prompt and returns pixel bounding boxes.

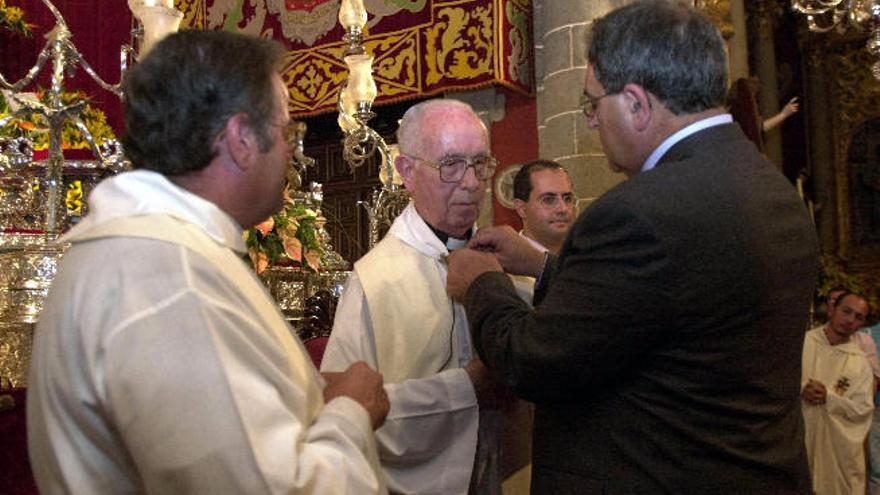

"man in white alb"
[27,30,388,495]
[803,291,875,495]
[322,98,526,494]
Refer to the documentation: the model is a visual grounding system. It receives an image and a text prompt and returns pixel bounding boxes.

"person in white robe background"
[27,30,389,495]
[322,99,529,494]
[802,292,874,495]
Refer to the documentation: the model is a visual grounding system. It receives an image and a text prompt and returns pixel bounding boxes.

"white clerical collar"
[446,236,469,251]
[641,114,733,173]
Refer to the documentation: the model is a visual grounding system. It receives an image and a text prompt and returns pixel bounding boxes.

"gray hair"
[587,0,728,115]
[123,30,284,175]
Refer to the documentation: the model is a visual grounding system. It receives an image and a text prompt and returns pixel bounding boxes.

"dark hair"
[827,286,848,306]
[832,291,871,320]
[587,0,728,115]
[122,30,285,175]
[513,159,569,201]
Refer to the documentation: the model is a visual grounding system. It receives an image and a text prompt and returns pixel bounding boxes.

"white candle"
[137,6,183,56]
[338,0,367,30]
[129,0,174,11]
[345,54,377,105]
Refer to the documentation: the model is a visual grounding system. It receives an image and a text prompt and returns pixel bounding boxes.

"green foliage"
[0,1,34,37]
[244,202,324,273]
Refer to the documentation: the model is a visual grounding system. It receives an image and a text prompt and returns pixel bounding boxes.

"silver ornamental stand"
[0,0,145,387]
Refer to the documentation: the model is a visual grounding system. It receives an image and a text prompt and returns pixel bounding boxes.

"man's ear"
[622,83,652,132]
[513,198,527,220]
[395,154,417,189]
[222,113,260,172]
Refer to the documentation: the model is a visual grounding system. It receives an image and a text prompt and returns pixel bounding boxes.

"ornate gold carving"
[804,39,830,70]
[284,54,349,112]
[369,32,419,94]
[828,41,880,260]
[177,0,207,28]
[178,0,533,115]
[0,323,33,387]
[66,179,83,216]
[425,6,493,85]
[694,0,734,39]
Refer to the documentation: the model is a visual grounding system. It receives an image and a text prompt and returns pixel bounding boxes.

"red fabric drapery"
[181,0,534,117]
[1,1,132,133]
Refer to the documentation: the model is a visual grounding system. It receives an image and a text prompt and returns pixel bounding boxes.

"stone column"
[728,0,749,81]
[802,40,836,250]
[535,0,629,210]
[448,88,506,227]
[748,0,785,168]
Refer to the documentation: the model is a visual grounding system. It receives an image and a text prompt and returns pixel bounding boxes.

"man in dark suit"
[446,0,819,493]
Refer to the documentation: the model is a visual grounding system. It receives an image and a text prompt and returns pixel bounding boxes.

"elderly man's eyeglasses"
[581,92,616,119]
[409,155,498,183]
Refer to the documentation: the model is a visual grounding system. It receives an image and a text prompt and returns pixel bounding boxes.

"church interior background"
[0,0,879,490]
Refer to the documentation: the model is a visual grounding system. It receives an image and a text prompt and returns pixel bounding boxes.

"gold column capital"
[694,0,734,39]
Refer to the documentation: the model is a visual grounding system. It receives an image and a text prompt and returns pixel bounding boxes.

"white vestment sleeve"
[825,358,875,423]
[323,273,480,494]
[102,288,383,495]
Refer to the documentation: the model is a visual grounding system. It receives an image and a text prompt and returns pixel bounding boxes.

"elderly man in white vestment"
[802,292,875,495]
[27,30,390,495]
[322,99,527,494]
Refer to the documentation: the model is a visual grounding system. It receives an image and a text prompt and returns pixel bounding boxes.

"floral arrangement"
[0,0,33,37]
[0,89,117,150]
[245,193,324,275]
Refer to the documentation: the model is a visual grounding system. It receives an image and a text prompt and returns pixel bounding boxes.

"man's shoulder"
[355,233,415,270]
[63,235,186,275]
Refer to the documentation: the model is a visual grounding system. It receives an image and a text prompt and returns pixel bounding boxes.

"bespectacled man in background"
[512,159,576,255]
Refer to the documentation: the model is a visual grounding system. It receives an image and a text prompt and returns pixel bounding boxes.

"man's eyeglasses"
[581,91,616,119]
[409,155,498,183]
[536,193,577,209]
[269,121,299,146]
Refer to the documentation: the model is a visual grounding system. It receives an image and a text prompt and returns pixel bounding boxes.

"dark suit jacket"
[465,124,818,494]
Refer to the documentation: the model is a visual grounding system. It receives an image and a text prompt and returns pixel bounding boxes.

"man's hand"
[801,378,827,405]
[446,248,503,302]
[468,226,546,277]
[464,358,515,411]
[322,362,390,429]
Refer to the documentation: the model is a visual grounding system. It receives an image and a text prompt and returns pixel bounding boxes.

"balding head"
[394,99,492,237]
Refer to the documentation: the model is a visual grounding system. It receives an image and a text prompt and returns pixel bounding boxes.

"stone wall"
[534,0,628,210]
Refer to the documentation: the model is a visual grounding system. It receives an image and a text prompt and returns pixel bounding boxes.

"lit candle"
[128,0,174,11]
[338,0,367,31]
[345,54,377,105]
